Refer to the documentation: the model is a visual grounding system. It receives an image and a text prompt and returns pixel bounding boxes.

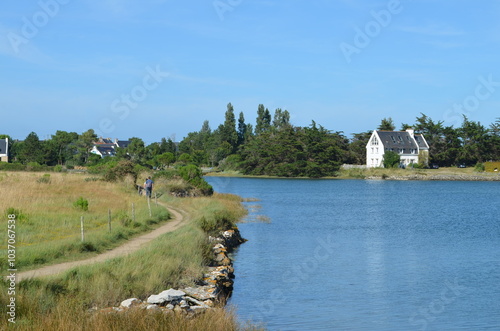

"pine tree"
[237,112,247,146]
[222,103,238,152]
[378,117,396,131]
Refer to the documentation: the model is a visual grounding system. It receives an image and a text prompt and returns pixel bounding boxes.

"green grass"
[0,171,171,271]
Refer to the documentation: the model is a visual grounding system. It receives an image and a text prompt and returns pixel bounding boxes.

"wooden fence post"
[80,216,85,242]
[155,192,158,207]
[132,203,136,222]
[108,209,112,233]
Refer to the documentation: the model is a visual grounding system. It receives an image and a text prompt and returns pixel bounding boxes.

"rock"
[184,296,209,308]
[147,288,185,304]
[189,305,209,315]
[180,300,190,309]
[166,304,175,310]
[204,299,214,307]
[146,304,162,312]
[120,298,141,308]
[182,286,217,301]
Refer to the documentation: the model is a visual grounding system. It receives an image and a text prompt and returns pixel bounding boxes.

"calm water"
[206,177,500,331]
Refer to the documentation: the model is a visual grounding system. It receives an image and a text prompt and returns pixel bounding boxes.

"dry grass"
[0,171,170,270]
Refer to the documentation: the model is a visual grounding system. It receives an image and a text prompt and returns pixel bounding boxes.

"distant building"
[0,138,8,162]
[90,138,131,158]
[90,144,116,157]
[366,129,429,168]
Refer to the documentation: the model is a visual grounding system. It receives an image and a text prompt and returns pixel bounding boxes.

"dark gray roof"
[101,138,113,144]
[377,131,418,149]
[97,143,115,148]
[0,139,7,155]
[116,140,130,148]
[95,146,116,156]
[414,134,429,149]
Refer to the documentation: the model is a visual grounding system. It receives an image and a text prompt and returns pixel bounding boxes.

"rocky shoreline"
[97,227,246,316]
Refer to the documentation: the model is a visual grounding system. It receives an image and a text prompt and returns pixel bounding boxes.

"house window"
[391,136,396,143]
[376,148,379,153]
[372,136,378,145]
[398,136,403,142]
[371,148,374,153]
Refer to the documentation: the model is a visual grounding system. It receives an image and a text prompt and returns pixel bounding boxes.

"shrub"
[73,197,89,212]
[0,162,26,171]
[383,151,400,168]
[103,160,138,185]
[37,174,51,184]
[198,210,235,235]
[474,163,485,172]
[26,162,44,172]
[53,165,64,172]
[5,207,29,223]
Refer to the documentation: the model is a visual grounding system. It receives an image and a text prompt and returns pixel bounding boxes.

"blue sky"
[1,0,499,144]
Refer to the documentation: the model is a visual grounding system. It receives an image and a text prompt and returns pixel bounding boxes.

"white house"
[90,138,132,158]
[0,138,8,162]
[366,129,429,168]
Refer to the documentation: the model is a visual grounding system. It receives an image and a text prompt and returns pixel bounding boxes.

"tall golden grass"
[0,171,170,270]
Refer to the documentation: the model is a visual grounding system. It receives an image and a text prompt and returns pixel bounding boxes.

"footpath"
[16,204,186,282]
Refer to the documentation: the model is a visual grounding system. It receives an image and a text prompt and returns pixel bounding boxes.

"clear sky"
[1,0,499,144]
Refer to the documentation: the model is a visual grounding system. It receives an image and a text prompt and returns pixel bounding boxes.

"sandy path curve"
[16,203,186,282]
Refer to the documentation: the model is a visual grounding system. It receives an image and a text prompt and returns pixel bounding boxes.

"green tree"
[221,103,238,152]
[378,117,396,131]
[348,131,372,165]
[49,130,79,165]
[489,118,500,160]
[255,104,271,134]
[160,137,177,155]
[383,150,400,168]
[155,152,175,169]
[272,108,291,130]
[178,153,194,164]
[18,132,44,164]
[237,112,247,146]
[74,129,97,165]
[126,137,146,163]
[457,116,489,165]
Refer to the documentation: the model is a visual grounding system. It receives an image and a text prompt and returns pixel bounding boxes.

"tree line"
[1,103,499,177]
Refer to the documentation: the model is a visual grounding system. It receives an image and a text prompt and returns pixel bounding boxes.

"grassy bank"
[0,171,170,271]
[1,170,255,329]
[206,167,500,180]
[335,166,500,180]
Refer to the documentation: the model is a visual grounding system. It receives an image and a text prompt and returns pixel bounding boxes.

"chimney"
[406,128,414,138]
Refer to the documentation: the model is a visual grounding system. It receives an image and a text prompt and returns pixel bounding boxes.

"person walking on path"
[144,176,154,198]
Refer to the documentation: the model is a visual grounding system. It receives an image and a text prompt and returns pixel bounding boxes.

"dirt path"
[16,203,187,282]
